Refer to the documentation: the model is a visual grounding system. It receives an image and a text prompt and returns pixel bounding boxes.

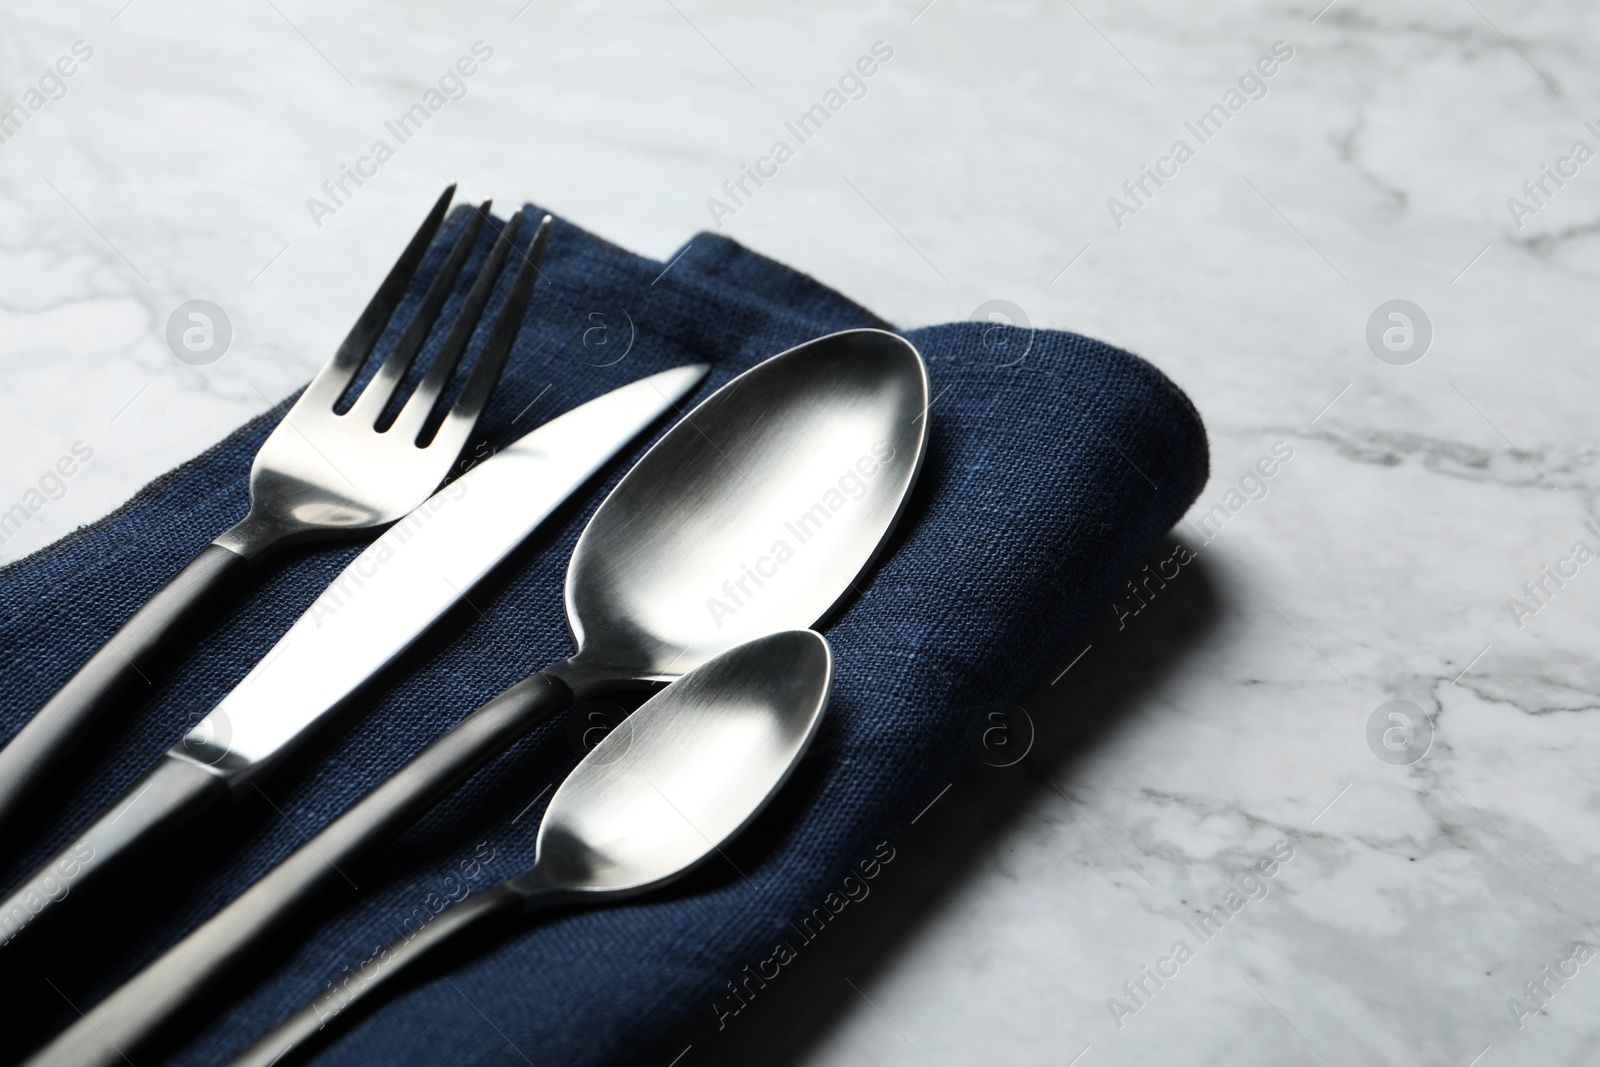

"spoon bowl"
[560,327,928,689]
[526,628,833,895]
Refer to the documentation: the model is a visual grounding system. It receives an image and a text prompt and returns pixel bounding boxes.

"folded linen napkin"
[0,206,1208,1065]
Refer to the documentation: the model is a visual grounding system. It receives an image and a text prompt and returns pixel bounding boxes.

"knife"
[0,363,707,950]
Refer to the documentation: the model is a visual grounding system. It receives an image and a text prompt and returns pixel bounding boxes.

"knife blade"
[0,363,707,951]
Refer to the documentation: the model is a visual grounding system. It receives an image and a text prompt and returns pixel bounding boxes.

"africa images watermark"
[305,40,495,229]
[1366,698,1434,766]
[704,440,897,630]
[0,440,95,548]
[705,40,895,228]
[166,299,233,366]
[311,840,499,1028]
[1504,518,1600,629]
[710,840,898,1030]
[0,841,94,947]
[1105,40,1295,230]
[0,40,94,147]
[302,476,471,629]
[1507,925,1600,1031]
[1187,441,1294,545]
[1505,119,1600,230]
[1110,442,1295,631]
[1106,839,1296,1030]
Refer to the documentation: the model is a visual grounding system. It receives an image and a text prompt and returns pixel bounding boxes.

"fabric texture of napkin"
[0,205,1208,1066]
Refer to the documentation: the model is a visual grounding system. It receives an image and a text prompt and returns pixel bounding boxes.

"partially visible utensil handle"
[0,754,230,951]
[223,883,526,1067]
[19,672,574,1067]
[0,543,248,834]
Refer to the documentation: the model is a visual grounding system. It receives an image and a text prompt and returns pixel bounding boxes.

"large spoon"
[29,327,927,1067]
[224,628,833,1067]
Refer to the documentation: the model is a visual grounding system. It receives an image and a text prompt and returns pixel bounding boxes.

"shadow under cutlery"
[682,536,1221,1067]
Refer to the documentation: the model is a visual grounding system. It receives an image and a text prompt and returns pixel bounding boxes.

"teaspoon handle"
[223,883,528,1067]
[19,671,574,1067]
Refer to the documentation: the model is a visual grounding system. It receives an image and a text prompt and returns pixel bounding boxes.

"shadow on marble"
[688,534,1220,1067]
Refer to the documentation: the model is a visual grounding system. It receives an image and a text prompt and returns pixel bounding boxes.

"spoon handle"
[223,883,529,1067]
[19,672,574,1067]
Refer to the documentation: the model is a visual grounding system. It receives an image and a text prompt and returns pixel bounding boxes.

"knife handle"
[0,544,248,837]
[20,672,574,1067]
[0,754,230,952]
[223,884,528,1067]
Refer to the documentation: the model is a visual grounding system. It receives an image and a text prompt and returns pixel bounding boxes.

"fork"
[0,186,553,837]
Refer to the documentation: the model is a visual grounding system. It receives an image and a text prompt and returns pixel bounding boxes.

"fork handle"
[0,544,247,837]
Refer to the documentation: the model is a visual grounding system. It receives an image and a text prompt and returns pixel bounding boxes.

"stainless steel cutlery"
[24,327,928,1067]
[0,186,545,834]
[6,180,936,1067]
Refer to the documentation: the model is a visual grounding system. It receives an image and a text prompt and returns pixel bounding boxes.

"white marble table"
[3,1,1597,1064]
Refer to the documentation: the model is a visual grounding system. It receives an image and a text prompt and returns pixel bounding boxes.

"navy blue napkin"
[0,206,1207,1065]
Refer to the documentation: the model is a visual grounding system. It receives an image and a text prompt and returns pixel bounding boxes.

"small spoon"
[224,628,834,1067]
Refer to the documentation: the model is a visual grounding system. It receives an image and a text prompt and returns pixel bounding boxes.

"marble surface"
[3,0,1599,1063]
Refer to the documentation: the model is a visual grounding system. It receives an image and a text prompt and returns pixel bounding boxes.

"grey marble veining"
[1,1,1597,1064]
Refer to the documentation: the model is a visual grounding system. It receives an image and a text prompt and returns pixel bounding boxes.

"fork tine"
[427,214,554,454]
[297,184,456,410]
[388,210,527,444]
[346,201,490,427]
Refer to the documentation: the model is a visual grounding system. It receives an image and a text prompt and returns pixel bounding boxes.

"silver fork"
[0,186,553,836]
